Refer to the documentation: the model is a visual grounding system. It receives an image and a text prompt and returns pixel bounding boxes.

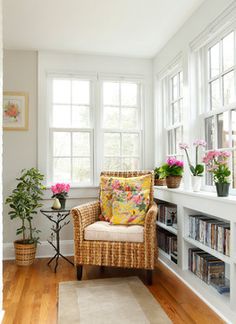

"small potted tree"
[5,168,45,265]
[154,167,166,186]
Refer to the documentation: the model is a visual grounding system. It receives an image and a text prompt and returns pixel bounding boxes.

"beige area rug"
[58,276,171,324]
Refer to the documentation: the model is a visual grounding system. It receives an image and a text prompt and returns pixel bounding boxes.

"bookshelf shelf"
[158,248,171,260]
[184,236,231,264]
[156,221,178,235]
[155,187,236,323]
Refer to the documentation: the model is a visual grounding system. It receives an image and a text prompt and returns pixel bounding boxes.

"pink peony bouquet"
[203,150,231,183]
[51,183,70,199]
[161,157,184,177]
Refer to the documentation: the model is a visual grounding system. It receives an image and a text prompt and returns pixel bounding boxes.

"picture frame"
[3,92,29,131]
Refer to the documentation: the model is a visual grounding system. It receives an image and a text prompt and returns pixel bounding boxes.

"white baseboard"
[3,240,74,260]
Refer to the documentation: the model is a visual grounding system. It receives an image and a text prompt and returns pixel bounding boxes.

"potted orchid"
[179,139,206,192]
[203,150,231,197]
[51,183,71,209]
[161,157,184,188]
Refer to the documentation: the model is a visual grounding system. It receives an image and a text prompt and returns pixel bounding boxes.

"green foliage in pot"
[161,157,184,177]
[5,168,46,244]
[154,167,165,179]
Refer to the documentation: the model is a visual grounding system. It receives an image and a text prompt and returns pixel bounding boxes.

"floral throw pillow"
[99,174,151,222]
[110,189,150,225]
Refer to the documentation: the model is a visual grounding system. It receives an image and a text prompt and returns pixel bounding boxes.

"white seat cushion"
[84,221,144,243]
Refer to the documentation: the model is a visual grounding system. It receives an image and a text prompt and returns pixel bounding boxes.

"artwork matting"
[3,92,29,131]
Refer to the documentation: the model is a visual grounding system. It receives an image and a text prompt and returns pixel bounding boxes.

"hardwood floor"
[3,257,224,324]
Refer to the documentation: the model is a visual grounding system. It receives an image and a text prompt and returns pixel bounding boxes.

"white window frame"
[197,24,236,194]
[100,77,144,171]
[158,56,184,161]
[38,71,145,188]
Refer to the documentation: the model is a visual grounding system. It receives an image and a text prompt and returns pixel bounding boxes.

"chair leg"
[76,265,83,280]
[146,270,153,285]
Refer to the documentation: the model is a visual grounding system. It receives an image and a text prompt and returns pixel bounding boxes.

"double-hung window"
[49,76,93,185]
[161,68,183,158]
[102,80,142,170]
[202,30,236,188]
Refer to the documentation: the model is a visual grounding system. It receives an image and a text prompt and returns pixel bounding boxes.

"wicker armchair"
[71,170,158,284]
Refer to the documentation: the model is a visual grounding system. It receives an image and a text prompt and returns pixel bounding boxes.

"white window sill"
[43,186,99,200]
[154,185,236,205]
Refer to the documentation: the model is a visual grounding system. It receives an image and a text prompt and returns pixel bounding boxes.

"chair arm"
[71,200,100,241]
[144,202,158,245]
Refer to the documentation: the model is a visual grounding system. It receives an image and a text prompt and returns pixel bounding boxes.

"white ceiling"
[3,0,204,58]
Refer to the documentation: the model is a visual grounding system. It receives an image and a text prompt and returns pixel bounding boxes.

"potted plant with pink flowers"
[51,183,71,209]
[179,139,206,192]
[161,157,184,188]
[203,150,231,197]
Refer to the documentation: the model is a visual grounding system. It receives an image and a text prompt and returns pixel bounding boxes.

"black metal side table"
[40,208,74,272]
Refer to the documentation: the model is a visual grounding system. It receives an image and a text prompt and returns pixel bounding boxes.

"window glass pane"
[53,132,71,156]
[72,132,90,156]
[71,106,90,128]
[209,43,220,78]
[223,32,234,71]
[53,79,71,104]
[205,117,214,150]
[175,127,182,154]
[172,102,180,124]
[206,172,213,186]
[72,80,90,105]
[103,107,119,129]
[104,157,121,170]
[179,72,183,97]
[104,133,120,156]
[122,158,139,170]
[223,71,235,105]
[168,130,174,155]
[122,133,139,156]
[103,82,119,105]
[53,105,71,127]
[172,75,178,100]
[121,108,138,129]
[72,158,91,183]
[210,79,220,110]
[53,158,71,182]
[232,110,236,147]
[217,112,229,148]
[121,82,137,106]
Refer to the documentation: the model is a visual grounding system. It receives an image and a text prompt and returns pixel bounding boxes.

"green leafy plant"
[154,167,165,179]
[161,157,184,177]
[5,168,46,244]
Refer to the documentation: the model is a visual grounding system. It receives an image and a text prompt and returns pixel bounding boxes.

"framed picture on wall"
[3,92,29,130]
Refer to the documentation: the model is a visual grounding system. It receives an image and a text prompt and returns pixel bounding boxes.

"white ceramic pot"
[191,176,202,192]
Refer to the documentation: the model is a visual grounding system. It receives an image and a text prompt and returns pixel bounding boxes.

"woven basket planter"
[154,178,166,186]
[166,176,182,189]
[14,240,36,266]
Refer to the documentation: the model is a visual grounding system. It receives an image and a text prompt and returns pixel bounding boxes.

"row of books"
[188,248,230,294]
[158,227,177,256]
[189,215,230,256]
[157,203,177,229]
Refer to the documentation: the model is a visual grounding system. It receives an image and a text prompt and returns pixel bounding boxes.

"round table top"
[40,208,71,213]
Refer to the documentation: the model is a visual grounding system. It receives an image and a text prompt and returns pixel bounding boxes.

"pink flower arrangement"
[203,150,231,183]
[161,157,184,177]
[179,139,206,176]
[51,183,70,198]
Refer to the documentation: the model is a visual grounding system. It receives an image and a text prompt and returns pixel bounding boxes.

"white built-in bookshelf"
[154,186,236,324]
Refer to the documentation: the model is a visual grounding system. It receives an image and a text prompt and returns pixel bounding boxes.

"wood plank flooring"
[3,257,224,324]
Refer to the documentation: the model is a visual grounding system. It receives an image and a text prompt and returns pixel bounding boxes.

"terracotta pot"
[215,183,230,197]
[166,176,182,189]
[154,178,166,186]
[14,240,36,266]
